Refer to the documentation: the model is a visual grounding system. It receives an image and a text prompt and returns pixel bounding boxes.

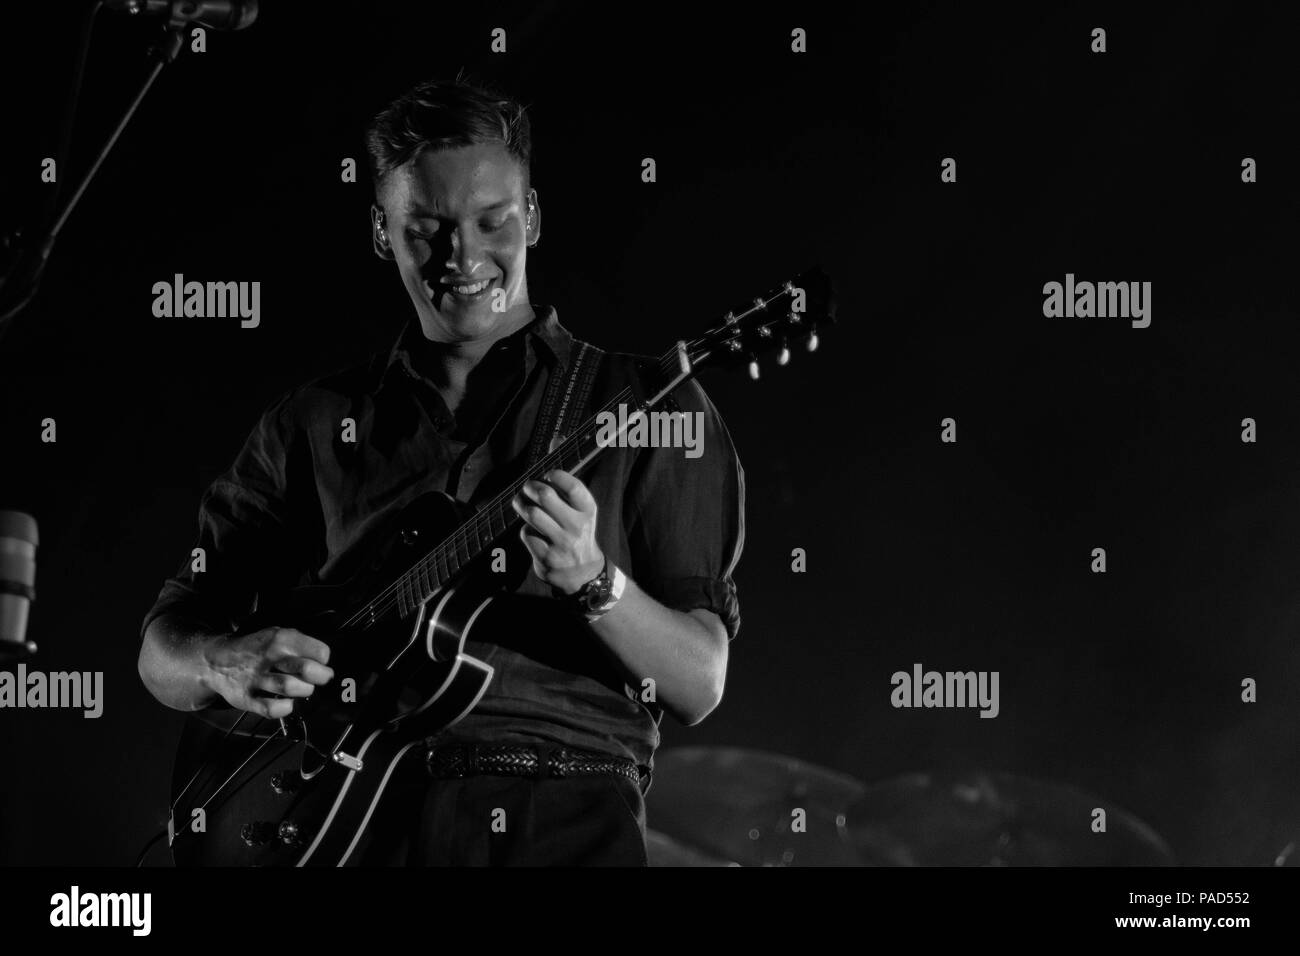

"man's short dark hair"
[365,74,533,197]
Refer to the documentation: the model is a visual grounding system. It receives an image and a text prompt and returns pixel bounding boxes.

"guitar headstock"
[685,266,836,379]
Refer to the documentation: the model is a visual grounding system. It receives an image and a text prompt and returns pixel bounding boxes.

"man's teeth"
[451,278,491,294]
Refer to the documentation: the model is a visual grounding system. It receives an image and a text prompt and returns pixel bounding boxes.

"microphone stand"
[0,9,191,664]
[0,6,190,349]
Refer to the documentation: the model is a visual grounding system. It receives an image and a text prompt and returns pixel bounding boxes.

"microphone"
[0,511,38,660]
[103,0,260,31]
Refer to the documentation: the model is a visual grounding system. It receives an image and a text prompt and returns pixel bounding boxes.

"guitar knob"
[400,528,420,546]
[776,338,790,366]
[747,355,760,380]
[278,820,304,847]
[806,324,819,353]
[269,771,299,795]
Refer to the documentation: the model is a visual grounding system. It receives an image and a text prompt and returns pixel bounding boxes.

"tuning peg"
[747,354,760,380]
[806,323,819,352]
[777,336,790,366]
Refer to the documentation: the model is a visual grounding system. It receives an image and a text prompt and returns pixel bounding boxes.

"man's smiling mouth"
[434,276,499,301]
[448,278,491,294]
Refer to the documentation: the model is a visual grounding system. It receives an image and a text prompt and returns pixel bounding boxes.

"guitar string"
[348,314,778,628]
[343,343,684,628]
[348,338,700,629]
[172,719,290,848]
[169,366,672,848]
[344,279,812,628]
[390,338,691,604]
[348,382,636,628]
[171,282,814,852]
[171,710,253,808]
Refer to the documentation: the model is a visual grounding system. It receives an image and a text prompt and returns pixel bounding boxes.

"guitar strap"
[525,339,604,469]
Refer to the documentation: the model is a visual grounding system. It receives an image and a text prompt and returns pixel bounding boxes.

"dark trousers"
[353,748,649,866]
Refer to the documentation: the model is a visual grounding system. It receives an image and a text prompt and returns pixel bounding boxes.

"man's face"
[373,143,537,342]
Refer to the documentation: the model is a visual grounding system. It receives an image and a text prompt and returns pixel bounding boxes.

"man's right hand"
[202,626,334,719]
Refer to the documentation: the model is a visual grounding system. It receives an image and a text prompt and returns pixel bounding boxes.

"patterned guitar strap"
[525,340,604,469]
[524,339,659,795]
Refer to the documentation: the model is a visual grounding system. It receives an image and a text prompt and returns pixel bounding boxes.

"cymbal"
[646,747,866,866]
[846,771,1176,866]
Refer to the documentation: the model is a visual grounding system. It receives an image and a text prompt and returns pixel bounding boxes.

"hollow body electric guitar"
[168,268,836,866]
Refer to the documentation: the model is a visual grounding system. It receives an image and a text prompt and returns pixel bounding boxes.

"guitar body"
[169,490,500,867]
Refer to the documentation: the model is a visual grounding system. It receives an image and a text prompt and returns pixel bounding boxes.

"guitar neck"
[365,342,696,624]
[345,264,835,630]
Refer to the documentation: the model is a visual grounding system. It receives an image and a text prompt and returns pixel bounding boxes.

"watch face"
[583,577,613,610]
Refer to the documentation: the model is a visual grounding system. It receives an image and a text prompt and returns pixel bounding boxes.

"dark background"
[1,1,1298,866]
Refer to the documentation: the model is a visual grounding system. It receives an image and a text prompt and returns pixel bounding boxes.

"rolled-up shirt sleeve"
[139,391,306,640]
[622,377,746,639]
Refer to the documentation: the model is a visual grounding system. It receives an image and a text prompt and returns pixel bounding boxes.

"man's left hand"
[512,468,606,595]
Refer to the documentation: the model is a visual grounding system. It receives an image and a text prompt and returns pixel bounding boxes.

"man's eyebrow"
[407,198,514,218]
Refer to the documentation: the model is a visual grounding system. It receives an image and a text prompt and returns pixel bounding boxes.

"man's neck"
[412,305,536,410]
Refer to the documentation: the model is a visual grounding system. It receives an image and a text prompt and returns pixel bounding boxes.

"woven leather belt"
[426,743,641,787]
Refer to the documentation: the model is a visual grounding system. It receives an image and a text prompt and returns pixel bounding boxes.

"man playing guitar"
[137,75,745,866]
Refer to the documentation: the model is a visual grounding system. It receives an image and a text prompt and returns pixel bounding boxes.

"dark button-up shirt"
[140,305,745,769]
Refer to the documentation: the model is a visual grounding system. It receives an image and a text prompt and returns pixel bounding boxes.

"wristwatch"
[560,557,626,622]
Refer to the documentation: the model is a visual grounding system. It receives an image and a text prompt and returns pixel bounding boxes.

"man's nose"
[444,227,483,274]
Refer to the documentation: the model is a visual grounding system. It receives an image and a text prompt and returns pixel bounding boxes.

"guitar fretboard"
[339,267,825,632]
[346,347,681,629]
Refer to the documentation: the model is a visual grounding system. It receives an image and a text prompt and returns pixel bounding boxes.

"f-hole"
[286,717,329,780]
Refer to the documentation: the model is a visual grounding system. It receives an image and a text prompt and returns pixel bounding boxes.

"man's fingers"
[542,469,596,513]
[519,524,550,559]
[254,672,317,698]
[512,493,564,541]
[272,656,335,686]
[258,697,295,720]
[520,480,584,534]
[271,628,331,666]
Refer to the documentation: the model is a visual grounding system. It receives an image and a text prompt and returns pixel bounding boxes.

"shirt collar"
[378,304,574,394]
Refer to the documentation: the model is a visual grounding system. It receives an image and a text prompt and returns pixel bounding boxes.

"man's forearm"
[138,613,227,712]
[586,574,728,726]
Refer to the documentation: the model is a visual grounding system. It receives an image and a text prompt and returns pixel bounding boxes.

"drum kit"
[644,746,1179,866]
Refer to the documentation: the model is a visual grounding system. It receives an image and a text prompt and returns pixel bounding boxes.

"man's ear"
[371,203,394,261]
[525,188,541,248]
